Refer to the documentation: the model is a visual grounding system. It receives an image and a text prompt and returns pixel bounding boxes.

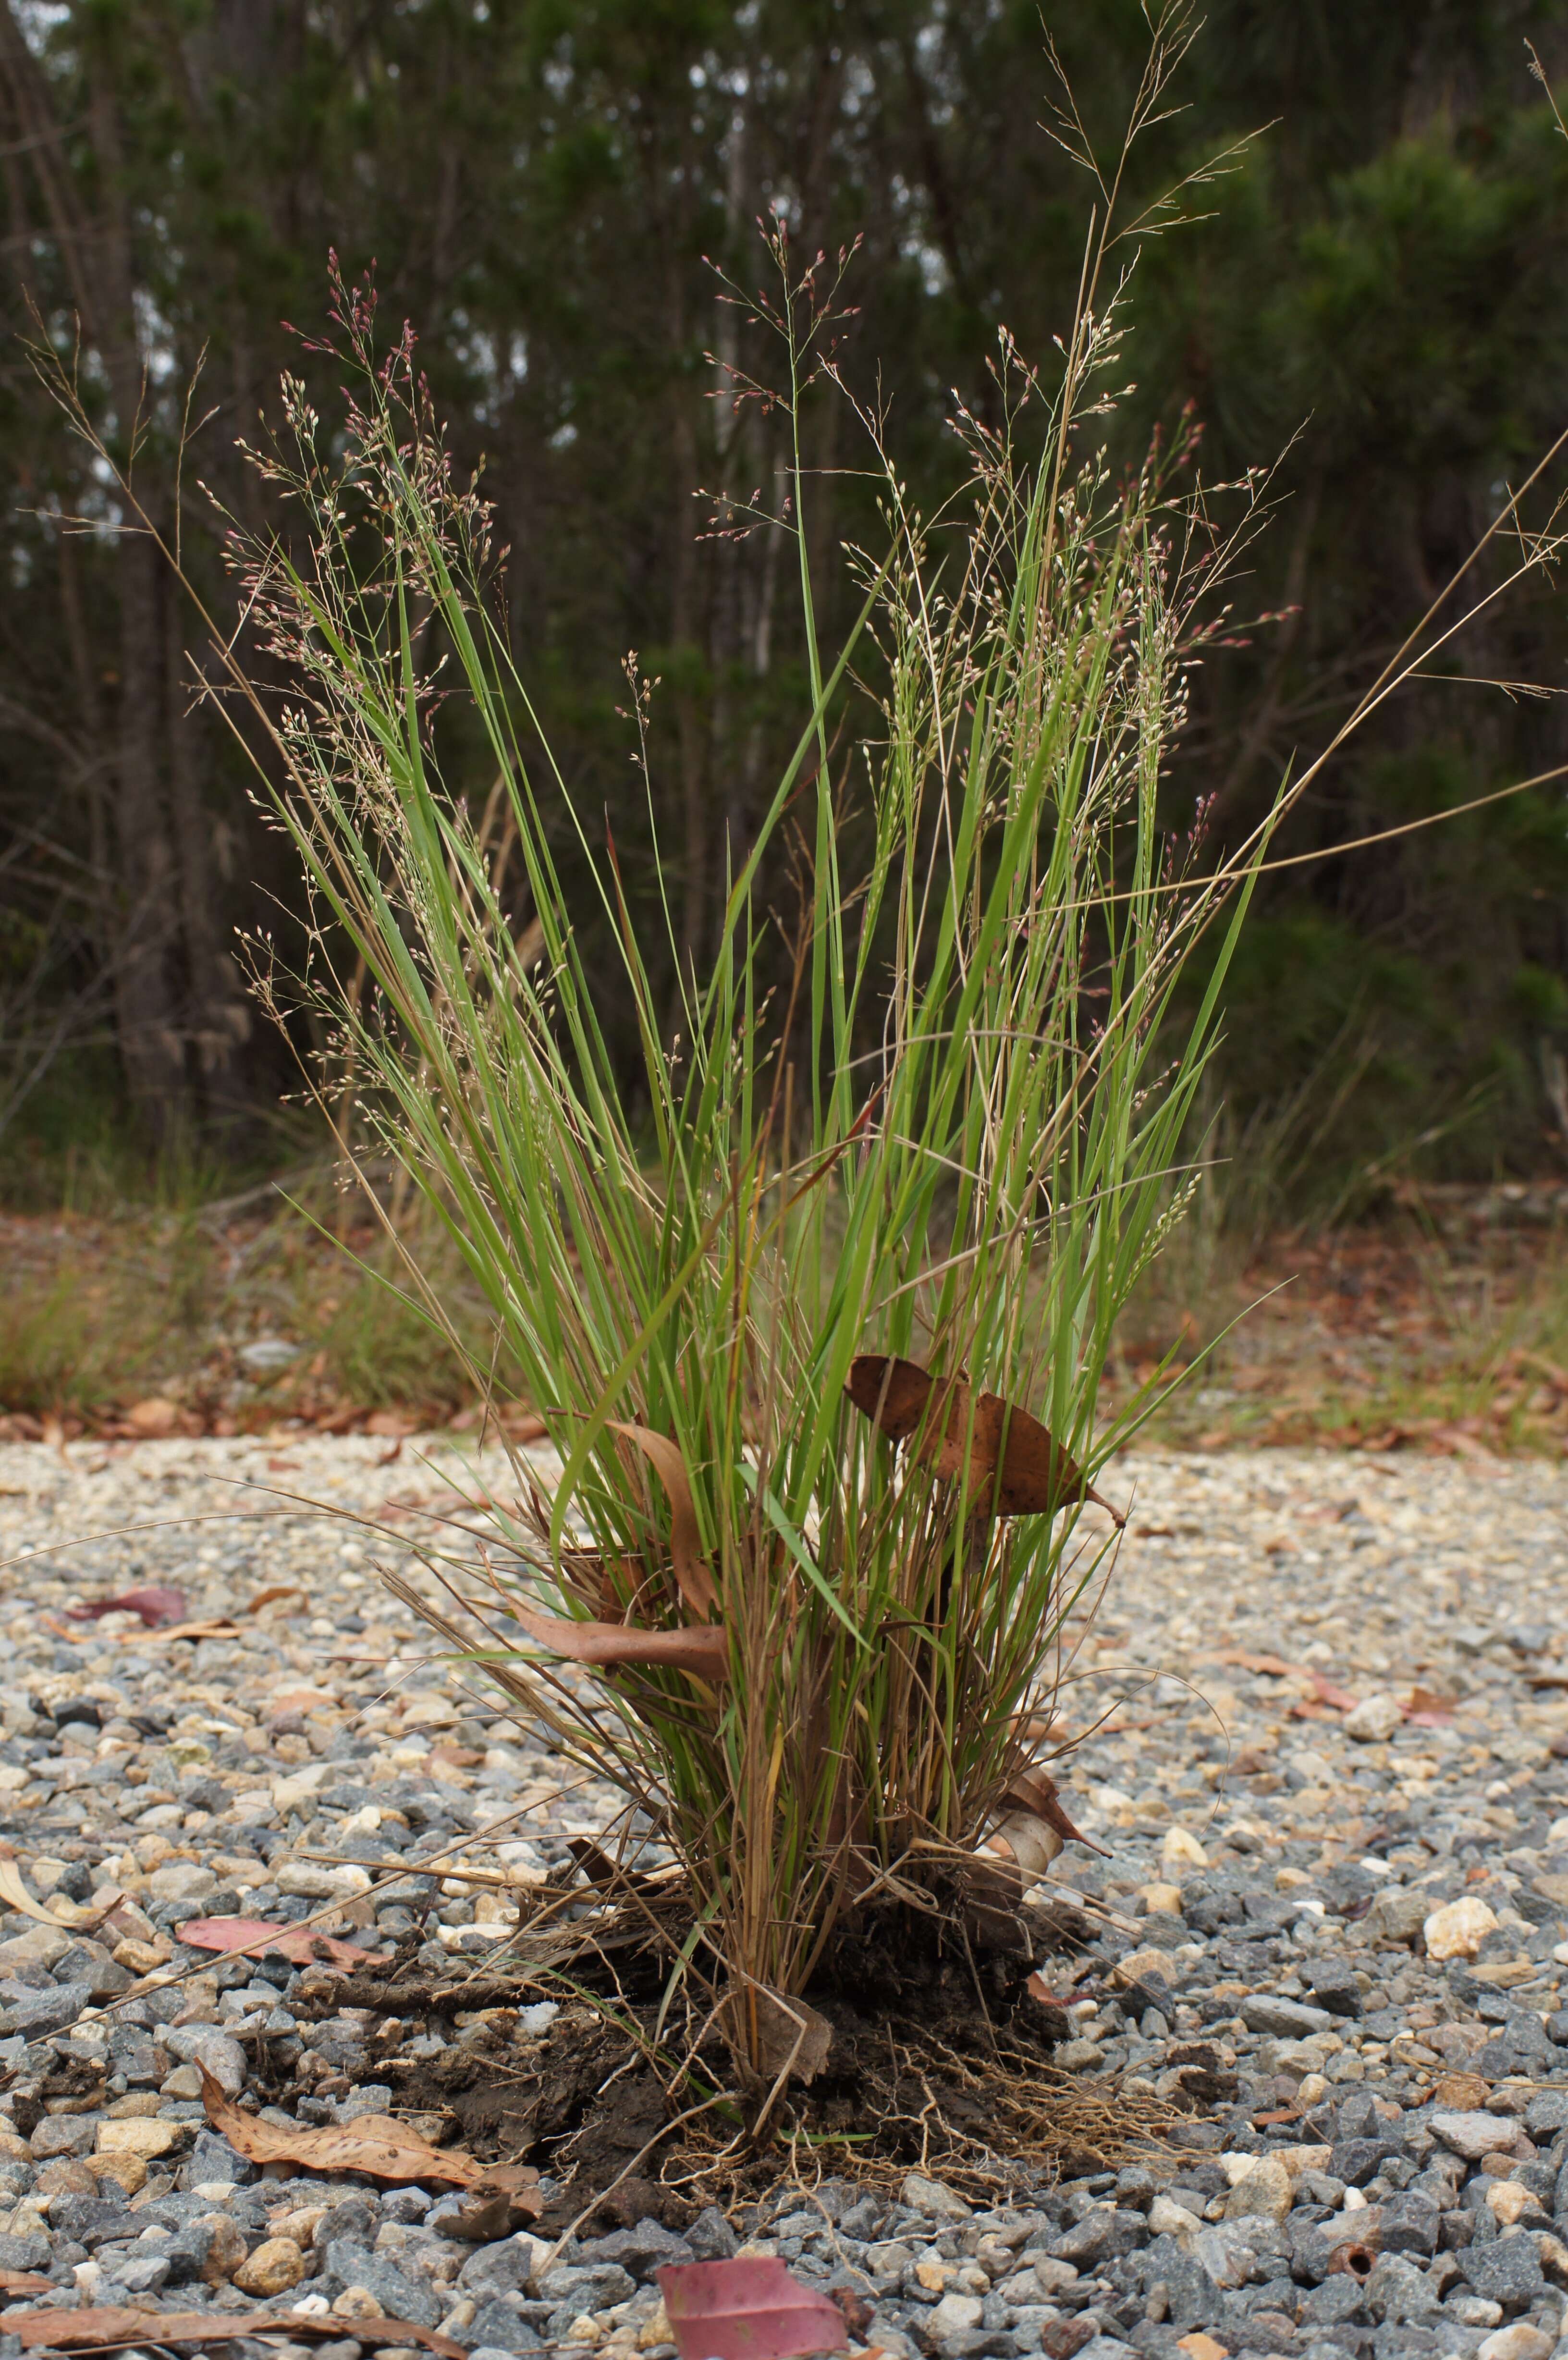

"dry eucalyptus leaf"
[432,2166,542,2243]
[608,1421,717,1615]
[64,1586,186,1628]
[657,2256,849,2360]
[727,1984,834,2084]
[196,2063,490,2186]
[845,1356,1124,1524]
[178,1916,372,1969]
[6,2309,466,2356]
[510,1601,727,1679]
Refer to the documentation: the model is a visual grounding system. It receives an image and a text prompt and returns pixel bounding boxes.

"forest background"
[2,0,1568,1443]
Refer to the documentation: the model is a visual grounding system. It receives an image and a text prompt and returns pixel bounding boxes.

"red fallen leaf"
[656,2258,849,2360]
[177,1915,372,1969]
[1026,1970,1073,2005]
[65,1585,185,1628]
[845,1355,1124,1525]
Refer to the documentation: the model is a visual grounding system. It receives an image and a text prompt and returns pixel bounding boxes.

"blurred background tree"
[3,0,1568,1200]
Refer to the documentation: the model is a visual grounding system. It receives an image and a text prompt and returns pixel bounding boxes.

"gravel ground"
[0,1437,1565,2360]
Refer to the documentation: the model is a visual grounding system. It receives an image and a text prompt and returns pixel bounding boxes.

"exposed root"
[303,1882,1180,2226]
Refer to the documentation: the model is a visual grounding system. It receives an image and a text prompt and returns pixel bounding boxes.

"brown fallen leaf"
[432,2165,543,2243]
[178,1915,373,1969]
[845,1356,1124,1524]
[0,2272,53,2296]
[1211,1647,1360,1712]
[510,1600,728,1680]
[123,1397,179,1437]
[100,1618,245,1647]
[245,1585,307,1613]
[6,2309,466,2356]
[989,1764,1106,1875]
[196,2062,491,2185]
[269,1688,338,1716]
[427,1742,485,1771]
[724,1983,834,2084]
[1405,1686,1457,1720]
[1210,1647,1301,1678]
[608,1421,717,1616]
[498,1410,550,1443]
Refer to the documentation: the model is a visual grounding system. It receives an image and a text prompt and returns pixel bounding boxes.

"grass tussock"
[186,221,1284,2099]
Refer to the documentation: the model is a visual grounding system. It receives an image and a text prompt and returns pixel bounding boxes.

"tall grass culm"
[222,246,1268,2094]
[41,9,1568,2120]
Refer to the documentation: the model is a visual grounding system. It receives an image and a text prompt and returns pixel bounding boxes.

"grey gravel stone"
[1239,1993,1334,2038]
[0,1978,92,2037]
[462,2304,545,2353]
[315,2237,444,2326]
[2,1434,1568,2358]
[456,2237,540,2297]
[1457,2236,1547,2310]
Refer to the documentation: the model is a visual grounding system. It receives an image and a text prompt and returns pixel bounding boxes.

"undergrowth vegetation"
[0,1182,508,1428]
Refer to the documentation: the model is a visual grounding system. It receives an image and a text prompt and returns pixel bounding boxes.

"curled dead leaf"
[987,1813,1064,1878]
[196,2062,490,2185]
[510,1600,727,1680]
[986,1762,1105,1883]
[1001,1764,1105,1855]
[845,1356,1124,1524]
[244,1584,307,1613]
[430,2165,541,2244]
[608,1422,717,1616]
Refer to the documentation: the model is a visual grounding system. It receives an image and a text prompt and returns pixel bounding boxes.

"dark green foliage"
[2,0,1568,1190]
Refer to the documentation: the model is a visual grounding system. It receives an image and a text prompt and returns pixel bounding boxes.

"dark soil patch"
[273,1894,1175,2232]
